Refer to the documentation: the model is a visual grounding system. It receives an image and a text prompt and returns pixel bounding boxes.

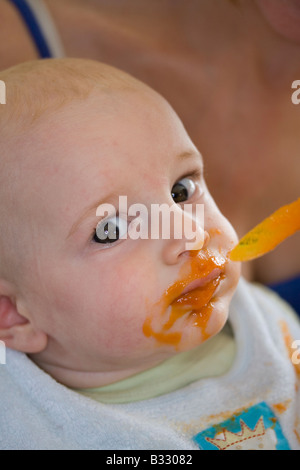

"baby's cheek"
[93,304,154,359]
[95,274,153,328]
[114,255,158,302]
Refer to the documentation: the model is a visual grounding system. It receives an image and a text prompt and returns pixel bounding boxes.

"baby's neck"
[29,353,167,389]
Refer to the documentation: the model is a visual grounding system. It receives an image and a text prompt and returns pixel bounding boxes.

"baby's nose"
[162,207,209,265]
[180,205,208,252]
[186,229,210,253]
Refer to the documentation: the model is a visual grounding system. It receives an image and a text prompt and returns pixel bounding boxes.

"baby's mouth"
[169,251,226,307]
[143,250,227,348]
[172,267,223,307]
[160,252,227,335]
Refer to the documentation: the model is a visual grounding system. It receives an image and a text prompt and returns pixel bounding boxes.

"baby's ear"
[0,290,47,353]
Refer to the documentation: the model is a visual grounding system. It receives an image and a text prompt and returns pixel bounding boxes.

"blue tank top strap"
[9,0,53,58]
[268,275,300,317]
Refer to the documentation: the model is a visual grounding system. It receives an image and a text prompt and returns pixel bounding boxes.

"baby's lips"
[163,250,226,306]
[179,268,222,297]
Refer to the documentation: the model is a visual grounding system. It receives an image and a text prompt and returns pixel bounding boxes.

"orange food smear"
[209,228,223,237]
[294,428,300,444]
[143,250,226,348]
[273,400,291,414]
[230,198,300,262]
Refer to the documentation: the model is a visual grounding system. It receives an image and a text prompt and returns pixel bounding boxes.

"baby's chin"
[177,297,230,352]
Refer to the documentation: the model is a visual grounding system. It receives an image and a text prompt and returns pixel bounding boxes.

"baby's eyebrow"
[177,149,204,174]
[178,149,202,162]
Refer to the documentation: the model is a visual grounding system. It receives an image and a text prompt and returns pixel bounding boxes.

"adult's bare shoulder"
[0,0,38,70]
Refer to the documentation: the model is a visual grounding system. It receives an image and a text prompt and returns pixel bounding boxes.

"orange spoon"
[230,198,300,262]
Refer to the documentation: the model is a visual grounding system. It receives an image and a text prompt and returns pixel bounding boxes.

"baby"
[0,59,299,450]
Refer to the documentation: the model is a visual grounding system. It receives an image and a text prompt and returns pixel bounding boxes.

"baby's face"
[14,87,240,385]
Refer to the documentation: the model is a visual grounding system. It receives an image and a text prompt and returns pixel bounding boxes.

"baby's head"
[0,59,240,388]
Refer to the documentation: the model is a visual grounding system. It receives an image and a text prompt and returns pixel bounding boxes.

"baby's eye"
[171,177,196,203]
[93,216,128,244]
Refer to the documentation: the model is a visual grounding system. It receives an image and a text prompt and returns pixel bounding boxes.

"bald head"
[0,58,147,136]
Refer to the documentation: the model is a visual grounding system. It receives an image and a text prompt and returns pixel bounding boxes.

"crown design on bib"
[206,417,267,450]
